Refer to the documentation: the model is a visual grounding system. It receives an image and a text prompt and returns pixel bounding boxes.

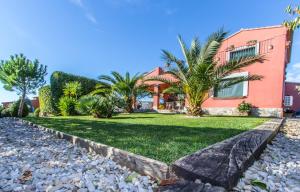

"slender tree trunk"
[18,90,26,117]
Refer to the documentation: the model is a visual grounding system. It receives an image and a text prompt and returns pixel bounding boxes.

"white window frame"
[226,42,259,61]
[213,72,249,97]
[284,96,293,107]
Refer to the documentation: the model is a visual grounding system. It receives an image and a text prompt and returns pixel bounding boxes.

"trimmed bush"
[9,100,29,117]
[38,85,55,116]
[58,97,77,116]
[1,108,11,117]
[34,108,40,117]
[50,71,98,104]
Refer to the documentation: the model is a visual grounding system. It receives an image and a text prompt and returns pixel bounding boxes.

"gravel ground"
[234,119,300,192]
[0,118,156,192]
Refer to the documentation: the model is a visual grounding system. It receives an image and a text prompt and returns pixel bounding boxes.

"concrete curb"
[171,118,284,190]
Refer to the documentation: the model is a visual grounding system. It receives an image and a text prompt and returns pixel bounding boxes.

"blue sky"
[0,0,299,103]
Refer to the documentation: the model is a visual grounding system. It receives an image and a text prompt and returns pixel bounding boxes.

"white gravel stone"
[0,118,155,191]
[234,119,300,192]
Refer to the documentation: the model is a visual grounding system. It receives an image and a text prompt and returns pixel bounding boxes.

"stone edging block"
[171,118,284,190]
[10,118,169,180]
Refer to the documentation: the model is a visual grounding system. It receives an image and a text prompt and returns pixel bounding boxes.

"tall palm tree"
[145,29,264,116]
[95,71,149,113]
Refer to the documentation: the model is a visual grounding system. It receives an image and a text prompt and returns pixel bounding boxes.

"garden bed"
[24,113,267,164]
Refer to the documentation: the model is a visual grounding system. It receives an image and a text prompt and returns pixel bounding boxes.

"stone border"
[8,118,169,180]
[171,118,284,190]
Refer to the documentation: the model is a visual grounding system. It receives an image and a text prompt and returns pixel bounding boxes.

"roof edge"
[224,25,284,40]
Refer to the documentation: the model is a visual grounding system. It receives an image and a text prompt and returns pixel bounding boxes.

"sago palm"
[95,71,149,113]
[145,29,264,116]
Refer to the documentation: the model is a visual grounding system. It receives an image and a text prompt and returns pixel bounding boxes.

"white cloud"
[286,71,300,82]
[292,62,300,69]
[85,13,97,24]
[69,0,84,8]
[68,0,98,25]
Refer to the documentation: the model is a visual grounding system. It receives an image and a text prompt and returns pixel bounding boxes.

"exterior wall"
[202,26,292,117]
[285,82,300,111]
[144,26,293,117]
[203,107,283,117]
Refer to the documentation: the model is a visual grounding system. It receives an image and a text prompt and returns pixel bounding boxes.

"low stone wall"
[203,107,282,117]
[13,118,169,180]
[171,118,283,190]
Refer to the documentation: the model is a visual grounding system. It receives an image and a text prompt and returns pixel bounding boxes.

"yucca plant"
[145,29,264,116]
[94,71,149,113]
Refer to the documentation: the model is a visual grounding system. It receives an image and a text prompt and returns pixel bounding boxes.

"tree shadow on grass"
[25,117,256,163]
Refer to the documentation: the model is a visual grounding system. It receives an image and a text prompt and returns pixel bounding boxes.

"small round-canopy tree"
[95,71,149,113]
[145,29,264,116]
[0,54,47,117]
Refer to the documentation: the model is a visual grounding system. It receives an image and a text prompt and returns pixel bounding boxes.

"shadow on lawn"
[25,116,253,163]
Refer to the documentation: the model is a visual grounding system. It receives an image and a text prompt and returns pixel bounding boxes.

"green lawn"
[25,113,267,164]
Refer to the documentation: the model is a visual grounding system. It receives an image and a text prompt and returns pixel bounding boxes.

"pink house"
[143,25,295,117]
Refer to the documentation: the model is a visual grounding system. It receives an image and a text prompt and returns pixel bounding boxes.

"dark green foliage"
[77,95,120,118]
[34,108,40,117]
[238,101,252,113]
[58,97,77,116]
[9,100,29,117]
[1,108,11,117]
[50,71,98,105]
[38,85,55,115]
[0,105,3,117]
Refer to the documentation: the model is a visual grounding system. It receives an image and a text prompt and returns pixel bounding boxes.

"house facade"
[143,25,295,117]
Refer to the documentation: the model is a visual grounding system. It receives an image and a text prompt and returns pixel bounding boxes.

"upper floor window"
[284,96,293,107]
[229,44,259,61]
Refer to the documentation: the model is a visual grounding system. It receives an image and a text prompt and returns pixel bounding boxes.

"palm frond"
[162,85,183,94]
[218,74,263,89]
[215,55,265,79]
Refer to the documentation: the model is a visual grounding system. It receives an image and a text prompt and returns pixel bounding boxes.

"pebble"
[0,118,155,191]
[233,119,300,192]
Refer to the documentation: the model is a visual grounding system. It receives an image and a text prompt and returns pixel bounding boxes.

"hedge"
[50,71,99,104]
[39,85,55,115]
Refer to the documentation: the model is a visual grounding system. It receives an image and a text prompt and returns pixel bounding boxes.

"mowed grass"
[25,113,267,164]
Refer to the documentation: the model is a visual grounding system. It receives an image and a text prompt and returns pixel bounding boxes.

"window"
[284,96,293,106]
[229,45,258,61]
[214,72,248,98]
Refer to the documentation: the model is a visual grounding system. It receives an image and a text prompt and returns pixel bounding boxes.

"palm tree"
[95,71,149,113]
[145,29,264,116]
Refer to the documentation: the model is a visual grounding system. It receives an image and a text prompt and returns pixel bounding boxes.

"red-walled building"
[143,25,294,117]
[1,97,40,111]
[285,82,300,112]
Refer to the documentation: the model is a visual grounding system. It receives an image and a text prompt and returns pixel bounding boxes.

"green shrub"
[58,97,78,116]
[34,108,40,117]
[77,94,120,118]
[50,71,98,105]
[1,108,11,117]
[238,101,252,114]
[38,85,55,116]
[9,100,29,117]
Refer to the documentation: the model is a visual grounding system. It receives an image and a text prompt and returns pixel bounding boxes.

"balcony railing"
[215,38,274,64]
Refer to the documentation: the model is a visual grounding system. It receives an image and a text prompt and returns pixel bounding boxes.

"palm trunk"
[187,104,203,116]
[18,91,26,117]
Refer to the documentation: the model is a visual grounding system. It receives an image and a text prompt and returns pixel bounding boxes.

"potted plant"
[246,40,257,46]
[238,101,252,116]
